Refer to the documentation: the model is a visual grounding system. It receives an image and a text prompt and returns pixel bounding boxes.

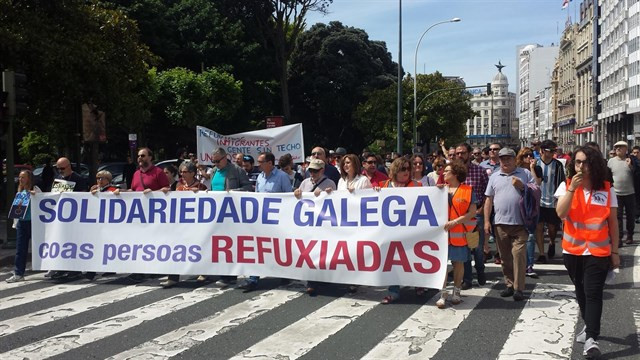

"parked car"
[33,163,89,187]
[155,159,180,170]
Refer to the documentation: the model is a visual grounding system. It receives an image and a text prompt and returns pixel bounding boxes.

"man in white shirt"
[608,141,637,245]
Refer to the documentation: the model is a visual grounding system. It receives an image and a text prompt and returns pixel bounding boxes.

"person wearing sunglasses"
[411,153,435,186]
[362,153,388,187]
[308,146,341,185]
[555,146,620,358]
[47,157,89,280]
[480,143,502,176]
[471,147,483,165]
[377,157,422,304]
[127,147,170,194]
[209,147,253,193]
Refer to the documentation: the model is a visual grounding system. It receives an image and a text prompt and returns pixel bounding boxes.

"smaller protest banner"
[196,124,304,165]
[8,192,30,219]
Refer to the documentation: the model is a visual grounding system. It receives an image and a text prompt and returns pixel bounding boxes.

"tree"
[289,21,396,151]
[145,67,242,153]
[355,72,475,154]
[248,0,332,122]
[0,0,156,158]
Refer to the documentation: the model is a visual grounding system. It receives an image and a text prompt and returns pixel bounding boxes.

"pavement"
[0,217,16,267]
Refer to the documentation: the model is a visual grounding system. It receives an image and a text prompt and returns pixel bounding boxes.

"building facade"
[466,64,517,147]
[517,44,559,147]
[574,0,595,145]
[598,0,631,149]
[556,23,578,148]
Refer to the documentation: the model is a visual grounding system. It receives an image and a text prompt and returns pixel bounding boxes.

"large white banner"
[196,124,304,165]
[31,187,449,288]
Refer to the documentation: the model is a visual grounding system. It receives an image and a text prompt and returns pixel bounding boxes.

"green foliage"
[355,72,475,154]
[149,67,242,130]
[289,21,397,151]
[18,131,54,164]
[0,0,156,151]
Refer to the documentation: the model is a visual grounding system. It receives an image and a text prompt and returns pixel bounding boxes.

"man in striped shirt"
[533,140,565,264]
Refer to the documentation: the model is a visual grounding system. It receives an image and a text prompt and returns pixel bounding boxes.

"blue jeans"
[14,220,32,276]
[463,215,485,284]
[526,232,536,268]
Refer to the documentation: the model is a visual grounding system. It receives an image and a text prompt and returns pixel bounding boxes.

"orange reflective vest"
[448,184,477,246]
[562,181,612,257]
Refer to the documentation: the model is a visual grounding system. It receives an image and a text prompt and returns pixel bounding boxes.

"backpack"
[520,182,541,234]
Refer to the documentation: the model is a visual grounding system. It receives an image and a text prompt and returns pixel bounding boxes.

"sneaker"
[488,235,495,244]
[513,290,525,301]
[477,272,487,286]
[450,287,462,305]
[500,287,515,297]
[461,281,472,290]
[583,337,601,359]
[50,271,67,280]
[525,266,538,278]
[436,290,448,309]
[575,325,587,343]
[160,279,177,288]
[536,255,548,264]
[6,274,24,283]
[547,243,556,258]
[196,275,207,282]
[44,270,54,278]
[215,278,236,288]
[84,272,96,281]
[348,285,358,294]
[238,279,258,292]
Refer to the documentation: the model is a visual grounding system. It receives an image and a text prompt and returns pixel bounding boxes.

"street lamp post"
[412,17,461,152]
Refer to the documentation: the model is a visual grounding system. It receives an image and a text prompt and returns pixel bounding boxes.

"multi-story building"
[517,44,559,146]
[574,0,595,145]
[556,23,578,147]
[628,0,640,145]
[598,0,631,149]
[466,63,517,147]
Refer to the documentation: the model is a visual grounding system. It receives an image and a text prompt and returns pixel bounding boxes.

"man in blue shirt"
[239,152,292,291]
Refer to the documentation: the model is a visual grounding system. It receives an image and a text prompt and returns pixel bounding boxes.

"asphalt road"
[0,244,638,360]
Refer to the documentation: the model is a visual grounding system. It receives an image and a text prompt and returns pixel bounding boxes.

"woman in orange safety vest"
[555,146,620,359]
[435,160,477,309]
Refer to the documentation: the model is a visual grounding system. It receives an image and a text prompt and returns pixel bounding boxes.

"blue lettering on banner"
[149,198,167,223]
[39,199,56,222]
[361,197,379,226]
[276,143,301,152]
[127,199,146,223]
[410,195,439,226]
[241,198,259,223]
[382,196,406,226]
[218,197,240,223]
[179,198,196,223]
[109,199,126,223]
[262,198,281,225]
[79,199,96,223]
[316,200,338,226]
[294,199,314,226]
[198,198,216,222]
[58,198,78,223]
[340,198,358,227]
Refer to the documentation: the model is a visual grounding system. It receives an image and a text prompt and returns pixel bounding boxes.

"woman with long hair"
[411,154,435,186]
[338,154,372,191]
[435,160,476,308]
[555,146,620,358]
[378,158,422,304]
[7,170,41,283]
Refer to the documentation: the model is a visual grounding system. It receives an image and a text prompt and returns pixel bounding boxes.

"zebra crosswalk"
[0,265,638,360]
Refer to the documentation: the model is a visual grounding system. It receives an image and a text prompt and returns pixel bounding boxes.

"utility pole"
[396,0,403,156]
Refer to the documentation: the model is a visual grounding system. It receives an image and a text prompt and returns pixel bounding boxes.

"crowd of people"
[7,139,628,359]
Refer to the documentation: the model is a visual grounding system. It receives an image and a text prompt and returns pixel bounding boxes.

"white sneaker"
[436,290,448,309]
[451,287,462,305]
[6,274,24,283]
[575,325,587,343]
[160,279,177,288]
[583,337,600,359]
[196,275,207,282]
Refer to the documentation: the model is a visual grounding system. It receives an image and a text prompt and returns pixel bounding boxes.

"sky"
[306,0,577,92]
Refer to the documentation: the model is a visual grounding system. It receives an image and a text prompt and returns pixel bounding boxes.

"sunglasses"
[96,177,105,180]
[309,168,320,173]
[489,148,500,151]
[212,159,223,164]
[524,153,533,158]
[400,166,410,172]
[137,154,147,158]
[542,148,555,152]
[56,167,67,171]
[364,160,376,164]
[413,162,423,166]
[311,152,322,156]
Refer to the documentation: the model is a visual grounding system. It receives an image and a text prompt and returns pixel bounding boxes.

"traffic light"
[486,82,492,95]
[2,70,28,118]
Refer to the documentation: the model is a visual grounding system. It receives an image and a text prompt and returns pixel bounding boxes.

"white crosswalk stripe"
[0,269,636,360]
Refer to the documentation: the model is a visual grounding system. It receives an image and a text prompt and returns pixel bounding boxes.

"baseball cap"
[498,148,516,157]
[308,159,325,170]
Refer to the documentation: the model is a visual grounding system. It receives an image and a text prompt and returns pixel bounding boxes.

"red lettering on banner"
[329,240,355,271]
[413,241,441,274]
[295,239,317,269]
[237,235,255,263]
[357,241,381,271]
[256,236,272,264]
[274,238,293,266]
[383,241,412,272]
[319,240,328,270]
[212,236,233,263]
